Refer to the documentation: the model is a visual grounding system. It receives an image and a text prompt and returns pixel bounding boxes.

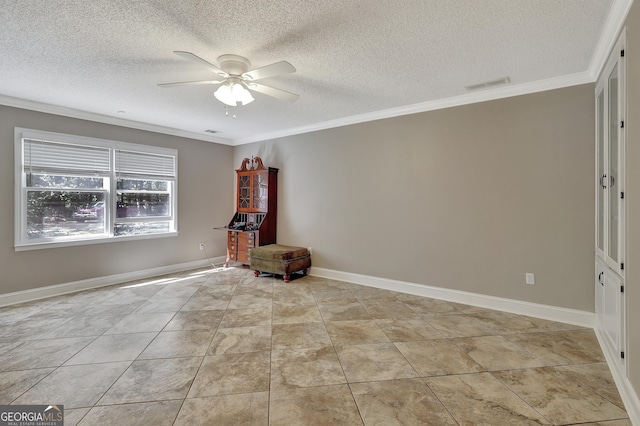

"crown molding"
[0,94,234,146]
[0,69,600,148]
[234,71,594,145]
[588,0,633,81]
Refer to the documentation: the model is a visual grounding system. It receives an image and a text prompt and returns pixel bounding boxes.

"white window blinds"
[23,138,111,174]
[115,149,176,177]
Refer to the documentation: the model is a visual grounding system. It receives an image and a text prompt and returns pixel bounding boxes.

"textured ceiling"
[0,0,627,145]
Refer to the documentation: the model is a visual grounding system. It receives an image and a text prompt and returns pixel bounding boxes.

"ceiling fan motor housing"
[217,54,251,77]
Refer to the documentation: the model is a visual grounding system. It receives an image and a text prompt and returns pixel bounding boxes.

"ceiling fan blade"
[173,51,228,77]
[243,61,296,81]
[157,80,223,88]
[248,83,299,102]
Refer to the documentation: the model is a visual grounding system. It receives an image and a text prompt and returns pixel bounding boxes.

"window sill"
[14,231,179,251]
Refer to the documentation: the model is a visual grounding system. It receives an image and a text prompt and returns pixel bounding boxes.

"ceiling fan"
[158,51,299,108]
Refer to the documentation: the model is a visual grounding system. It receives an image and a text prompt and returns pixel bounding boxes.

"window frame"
[14,128,178,251]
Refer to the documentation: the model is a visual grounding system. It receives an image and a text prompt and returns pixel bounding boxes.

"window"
[15,128,178,250]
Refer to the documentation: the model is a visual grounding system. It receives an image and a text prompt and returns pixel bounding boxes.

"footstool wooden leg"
[303,268,309,276]
[284,274,291,283]
[254,270,259,277]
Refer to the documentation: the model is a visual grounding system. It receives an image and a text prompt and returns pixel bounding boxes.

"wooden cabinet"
[224,157,278,266]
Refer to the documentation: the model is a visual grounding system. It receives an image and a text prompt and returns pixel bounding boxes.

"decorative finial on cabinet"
[251,156,266,170]
[237,158,251,171]
[237,156,266,171]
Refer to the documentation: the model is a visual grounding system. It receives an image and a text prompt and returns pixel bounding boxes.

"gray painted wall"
[234,84,595,312]
[0,106,233,294]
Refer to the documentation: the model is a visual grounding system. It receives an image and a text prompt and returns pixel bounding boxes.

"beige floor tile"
[526,316,587,331]
[0,368,55,403]
[134,297,189,314]
[325,320,390,346]
[64,408,91,426]
[556,363,626,410]
[65,333,157,365]
[175,392,268,426]
[467,310,541,334]
[269,384,363,426]
[0,267,630,425]
[317,302,372,321]
[272,291,317,306]
[375,318,444,341]
[335,343,419,382]
[307,279,350,292]
[395,296,459,316]
[395,339,485,377]
[180,296,231,311]
[426,314,495,338]
[208,326,272,354]
[219,307,272,328]
[104,312,175,334]
[426,372,551,425]
[351,378,458,425]
[99,357,202,405]
[82,303,140,318]
[362,301,419,319]
[578,420,633,426]
[42,315,122,338]
[504,332,604,365]
[0,337,95,371]
[454,335,547,370]
[353,293,400,303]
[79,400,182,426]
[191,285,236,298]
[0,316,74,342]
[272,302,323,324]
[556,329,605,354]
[311,289,359,304]
[138,330,215,359]
[153,284,200,299]
[270,346,346,393]
[199,280,238,297]
[163,310,224,331]
[493,366,628,424]
[234,284,273,297]
[13,362,130,409]
[227,294,272,310]
[272,323,333,351]
[188,352,270,398]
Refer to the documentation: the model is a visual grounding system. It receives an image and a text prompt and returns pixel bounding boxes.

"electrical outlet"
[199,243,204,251]
[307,247,312,255]
[525,273,535,285]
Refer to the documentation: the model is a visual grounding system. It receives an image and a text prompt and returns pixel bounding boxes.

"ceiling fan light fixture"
[214,80,254,106]
[238,85,254,105]
[214,84,237,106]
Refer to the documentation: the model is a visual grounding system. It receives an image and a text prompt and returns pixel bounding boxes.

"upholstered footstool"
[249,244,311,283]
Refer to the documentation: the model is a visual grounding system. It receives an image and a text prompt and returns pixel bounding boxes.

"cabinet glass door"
[253,173,268,211]
[596,90,605,255]
[607,63,619,264]
[239,175,251,210]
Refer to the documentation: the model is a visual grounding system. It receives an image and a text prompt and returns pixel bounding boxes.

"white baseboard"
[0,257,226,307]
[2,262,594,327]
[594,326,640,425]
[310,267,594,328]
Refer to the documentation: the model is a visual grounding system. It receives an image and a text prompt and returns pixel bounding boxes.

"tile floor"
[0,266,631,425]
